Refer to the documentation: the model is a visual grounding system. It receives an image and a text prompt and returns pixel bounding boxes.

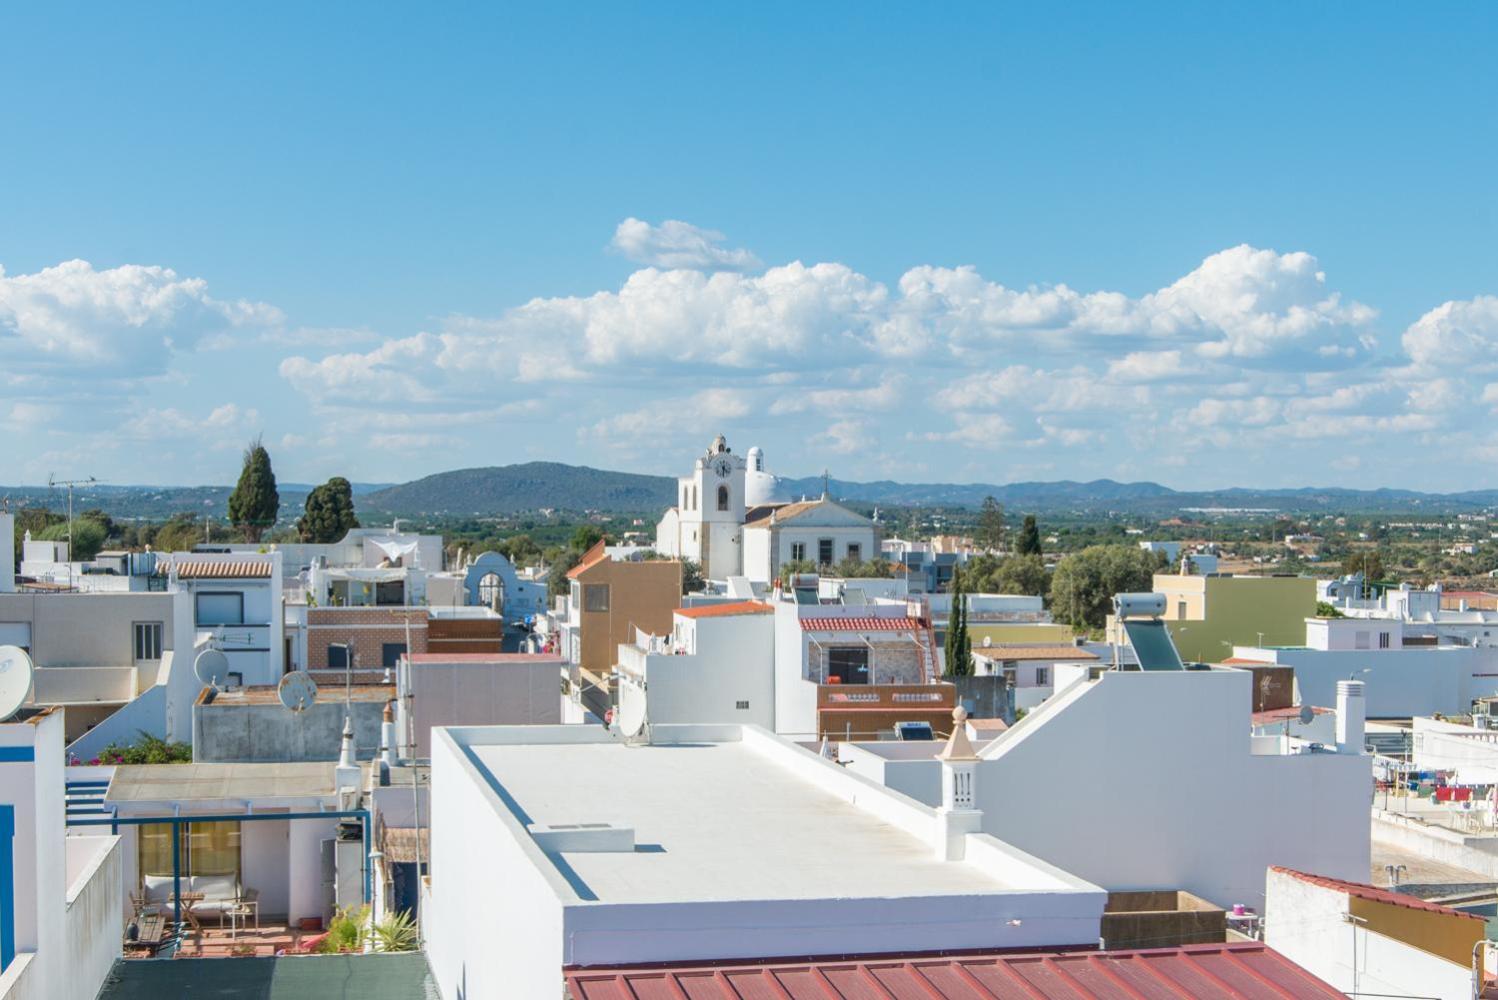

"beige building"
[1147,573,1316,663]
[562,542,682,690]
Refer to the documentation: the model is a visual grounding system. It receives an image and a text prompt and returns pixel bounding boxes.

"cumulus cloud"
[1402,295,1498,368]
[0,259,281,374]
[610,218,762,272]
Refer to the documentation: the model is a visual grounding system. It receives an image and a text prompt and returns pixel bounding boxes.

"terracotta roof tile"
[1272,867,1486,920]
[799,616,922,632]
[168,560,274,579]
[565,540,610,580]
[676,601,774,619]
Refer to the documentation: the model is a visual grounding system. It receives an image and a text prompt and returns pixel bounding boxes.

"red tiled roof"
[1272,867,1486,920]
[799,617,922,632]
[566,540,610,580]
[676,601,774,619]
[565,943,1345,999]
[168,559,274,579]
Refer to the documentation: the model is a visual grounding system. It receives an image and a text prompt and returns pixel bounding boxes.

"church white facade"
[655,435,879,584]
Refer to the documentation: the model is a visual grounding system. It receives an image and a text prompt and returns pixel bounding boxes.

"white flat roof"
[470,738,1016,904]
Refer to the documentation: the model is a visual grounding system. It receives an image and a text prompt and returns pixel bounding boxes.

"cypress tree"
[1017,514,1043,556]
[298,476,360,543]
[227,436,280,543]
[944,567,972,677]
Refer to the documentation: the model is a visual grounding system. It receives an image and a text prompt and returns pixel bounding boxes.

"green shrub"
[317,905,370,954]
[370,910,419,952]
[90,732,192,766]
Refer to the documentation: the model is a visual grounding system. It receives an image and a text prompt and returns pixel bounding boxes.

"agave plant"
[370,909,419,953]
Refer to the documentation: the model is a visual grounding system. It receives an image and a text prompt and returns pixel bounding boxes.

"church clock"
[712,457,733,478]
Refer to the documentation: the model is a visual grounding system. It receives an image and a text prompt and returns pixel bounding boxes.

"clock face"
[713,457,733,478]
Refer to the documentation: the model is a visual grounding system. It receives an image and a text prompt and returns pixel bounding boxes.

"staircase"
[65,779,113,826]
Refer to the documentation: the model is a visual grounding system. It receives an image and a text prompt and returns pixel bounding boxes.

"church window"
[717,485,729,511]
[691,486,697,510]
[846,543,861,564]
[817,538,834,566]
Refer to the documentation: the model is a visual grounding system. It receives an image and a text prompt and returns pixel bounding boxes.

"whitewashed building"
[424,721,1107,1000]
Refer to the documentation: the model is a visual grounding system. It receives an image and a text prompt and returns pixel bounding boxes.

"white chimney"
[335,715,361,793]
[1336,680,1366,755]
[934,707,982,860]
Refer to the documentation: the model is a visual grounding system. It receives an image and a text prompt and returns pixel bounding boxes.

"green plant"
[90,731,192,766]
[1314,601,1345,619]
[316,905,370,954]
[298,476,361,543]
[369,909,419,952]
[227,435,280,543]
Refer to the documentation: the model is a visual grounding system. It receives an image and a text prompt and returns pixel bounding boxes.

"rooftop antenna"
[47,475,97,584]
[0,645,36,722]
[821,470,830,500]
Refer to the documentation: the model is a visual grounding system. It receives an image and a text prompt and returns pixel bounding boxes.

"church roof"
[745,497,871,528]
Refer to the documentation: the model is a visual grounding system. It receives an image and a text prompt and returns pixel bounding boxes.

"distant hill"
[8,465,1497,520]
[361,463,677,515]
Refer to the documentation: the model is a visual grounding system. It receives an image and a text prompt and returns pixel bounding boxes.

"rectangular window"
[382,642,407,668]
[584,583,610,613]
[133,622,163,662]
[375,580,405,606]
[195,592,244,626]
[735,700,750,710]
[826,646,870,684]
[817,538,834,566]
[327,644,350,669]
[791,542,806,562]
[1035,666,1050,687]
[1177,601,1187,620]
[1379,632,1391,649]
[846,543,861,564]
[139,820,241,878]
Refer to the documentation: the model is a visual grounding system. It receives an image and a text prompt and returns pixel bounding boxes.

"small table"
[172,891,205,934]
[228,891,260,939]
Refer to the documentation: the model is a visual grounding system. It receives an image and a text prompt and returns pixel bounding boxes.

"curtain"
[138,821,241,878]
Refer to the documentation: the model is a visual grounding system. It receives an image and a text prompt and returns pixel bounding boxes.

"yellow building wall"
[1349,896,1484,966]
[970,623,1074,646]
[1152,574,1315,663]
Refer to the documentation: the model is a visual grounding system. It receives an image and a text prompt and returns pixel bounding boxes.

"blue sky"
[2,4,1496,490]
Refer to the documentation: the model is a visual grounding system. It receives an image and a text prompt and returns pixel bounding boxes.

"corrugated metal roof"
[800,617,922,632]
[1272,866,1487,920]
[106,763,335,802]
[565,943,1345,999]
[166,559,274,579]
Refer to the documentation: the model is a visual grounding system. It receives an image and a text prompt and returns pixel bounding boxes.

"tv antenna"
[47,474,98,562]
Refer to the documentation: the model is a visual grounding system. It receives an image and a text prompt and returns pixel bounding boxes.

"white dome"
[743,445,789,505]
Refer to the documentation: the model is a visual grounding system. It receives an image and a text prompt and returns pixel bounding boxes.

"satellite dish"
[982,635,993,648]
[616,681,647,738]
[194,648,231,687]
[278,671,318,713]
[0,646,34,722]
[1298,705,1315,726]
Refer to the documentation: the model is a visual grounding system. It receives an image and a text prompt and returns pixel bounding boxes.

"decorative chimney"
[934,706,982,860]
[1336,680,1366,755]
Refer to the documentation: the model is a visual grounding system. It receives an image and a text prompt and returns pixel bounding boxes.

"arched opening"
[478,572,504,613]
[717,485,729,511]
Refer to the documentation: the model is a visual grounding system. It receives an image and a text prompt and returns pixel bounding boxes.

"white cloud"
[0,259,281,374]
[1402,295,1498,368]
[1106,350,1189,383]
[610,218,762,272]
